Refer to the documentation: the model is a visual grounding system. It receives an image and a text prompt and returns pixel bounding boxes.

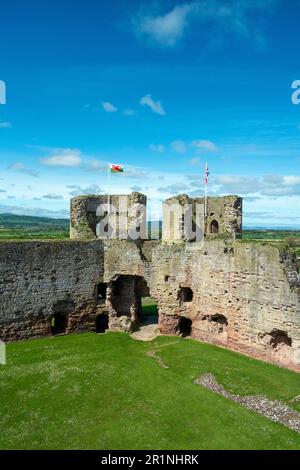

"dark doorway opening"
[97,283,107,303]
[210,219,219,234]
[178,316,192,337]
[51,313,68,335]
[109,275,158,326]
[96,314,109,333]
[178,287,193,303]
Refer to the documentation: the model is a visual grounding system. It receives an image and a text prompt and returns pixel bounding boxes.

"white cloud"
[192,174,300,198]
[282,175,300,186]
[41,149,82,167]
[42,194,64,200]
[0,121,12,128]
[134,1,280,48]
[150,144,165,153]
[212,175,259,194]
[192,140,219,152]
[190,157,201,165]
[260,175,300,197]
[84,159,107,172]
[130,185,144,193]
[130,185,143,192]
[140,94,166,115]
[137,3,195,47]
[0,203,69,218]
[9,162,39,177]
[157,182,190,194]
[102,102,118,113]
[171,140,186,154]
[124,109,135,116]
[39,147,107,171]
[169,139,218,153]
[67,184,104,196]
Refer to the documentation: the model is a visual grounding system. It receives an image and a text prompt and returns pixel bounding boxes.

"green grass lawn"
[1,332,300,450]
[141,297,159,318]
[0,228,69,240]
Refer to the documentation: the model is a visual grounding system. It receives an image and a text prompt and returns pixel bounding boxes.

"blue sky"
[0,0,300,226]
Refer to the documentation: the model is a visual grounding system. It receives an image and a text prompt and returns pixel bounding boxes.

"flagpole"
[204,162,209,218]
[107,163,110,215]
[205,181,208,218]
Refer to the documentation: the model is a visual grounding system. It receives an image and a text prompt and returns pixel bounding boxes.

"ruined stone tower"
[70,192,147,240]
[0,191,299,372]
[162,194,242,243]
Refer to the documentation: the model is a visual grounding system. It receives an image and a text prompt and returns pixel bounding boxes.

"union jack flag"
[204,163,209,185]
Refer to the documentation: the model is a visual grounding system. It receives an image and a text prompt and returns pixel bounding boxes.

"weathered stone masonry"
[102,239,300,370]
[0,241,104,341]
[0,193,300,372]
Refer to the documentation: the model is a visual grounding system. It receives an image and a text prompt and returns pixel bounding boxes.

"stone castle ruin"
[0,191,300,371]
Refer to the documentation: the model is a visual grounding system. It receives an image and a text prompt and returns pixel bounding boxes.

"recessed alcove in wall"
[178,287,193,303]
[96,314,109,333]
[269,329,292,348]
[178,316,192,337]
[210,219,219,234]
[201,313,228,336]
[165,275,175,283]
[209,314,228,326]
[96,283,107,303]
[50,300,74,335]
[51,313,68,335]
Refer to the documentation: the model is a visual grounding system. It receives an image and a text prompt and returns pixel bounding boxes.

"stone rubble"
[195,373,300,433]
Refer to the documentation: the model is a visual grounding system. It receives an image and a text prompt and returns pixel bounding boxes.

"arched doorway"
[210,219,219,234]
[96,314,109,333]
[50,300,74,336]
[51,313,68,335]
[109,275,158,326]
[178,316,192,337]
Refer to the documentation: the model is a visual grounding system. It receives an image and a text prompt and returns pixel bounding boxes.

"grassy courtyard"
[1,332,300,450]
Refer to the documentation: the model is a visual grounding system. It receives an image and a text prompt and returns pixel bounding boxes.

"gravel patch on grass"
[195,373,300,434]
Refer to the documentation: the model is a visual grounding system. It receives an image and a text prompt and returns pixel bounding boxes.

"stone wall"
[0,238,299,371]
[0,241,105,341]
[102,239,300,371]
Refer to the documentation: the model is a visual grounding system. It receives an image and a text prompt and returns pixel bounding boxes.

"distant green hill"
[0,213,69,229]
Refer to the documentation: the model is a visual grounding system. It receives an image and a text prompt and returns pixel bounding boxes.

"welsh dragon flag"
[109,163,124,173]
